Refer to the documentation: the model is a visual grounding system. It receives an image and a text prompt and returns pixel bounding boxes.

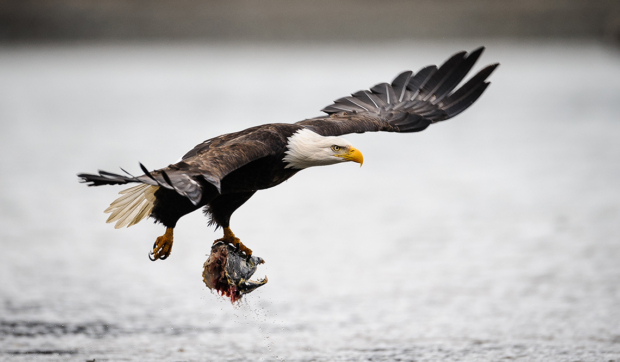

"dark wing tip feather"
[419,51,467,101]
[139,163,158,183]
[120,167,135,178]
[342,97,375,112]
[391,70,413,102]
[333,97,371,112]
[77,172,98,186]
[441,62,499,117]
[314,47,496,135]
[77,170,132,186]
[370,83,396,105]
[160,170,174,188]
[321,104,352,114]
[138,162,173,189]
[139,163,152,176]
[392,114,432,133]
[469,46,485,58]
[443,81,490,118]
[351,90,382,109]
[429,47,487,104]
[406,65,437,98]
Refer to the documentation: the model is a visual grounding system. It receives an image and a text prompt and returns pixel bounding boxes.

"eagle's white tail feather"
[105,184,159,229]
[106,191,147,227]
[113,198,145,228]
[128,202,152,228]
[105,186,146,209]
[105,186,146,223]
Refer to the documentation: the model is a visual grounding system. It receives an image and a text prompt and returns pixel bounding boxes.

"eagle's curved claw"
[147,251,169,261]
[149,227,174,261]
[232,241,253,259]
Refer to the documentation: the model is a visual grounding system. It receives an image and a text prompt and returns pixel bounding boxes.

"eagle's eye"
[331,145,342,152]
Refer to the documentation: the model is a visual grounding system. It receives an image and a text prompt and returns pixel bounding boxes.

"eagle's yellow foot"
[214,227,253,257]
[149,227,174,261]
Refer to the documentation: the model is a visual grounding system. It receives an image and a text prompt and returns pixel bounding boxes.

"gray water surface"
[0,41,619,361]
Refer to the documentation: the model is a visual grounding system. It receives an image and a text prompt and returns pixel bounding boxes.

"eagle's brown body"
[150,123,303,229]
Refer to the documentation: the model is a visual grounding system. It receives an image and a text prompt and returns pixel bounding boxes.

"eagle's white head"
[283,129,364,169]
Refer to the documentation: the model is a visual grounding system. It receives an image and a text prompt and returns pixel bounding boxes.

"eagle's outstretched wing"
[296,47,498,137]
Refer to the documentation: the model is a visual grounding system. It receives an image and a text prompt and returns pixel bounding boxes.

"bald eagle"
[79,47,498,260]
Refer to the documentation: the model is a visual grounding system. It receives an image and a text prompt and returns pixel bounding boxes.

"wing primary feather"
[342,97,373,112]
[370,83,396,105]
[324,104,357,112]
[321,105,347,114]
[442,63,499,111]
[98,170,125,178]
[431,47,485,104]
[160,170,174,189]
[443,82,490,118]
[407,66,437,100]
[120,167,136,178]
[391,71,413,102]
[420,51,467,102]
[139,163,159,185]
[333,97,365,112]
[351,90,383,109]
[396,120,432,133]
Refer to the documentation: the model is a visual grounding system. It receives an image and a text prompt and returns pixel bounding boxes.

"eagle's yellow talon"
[214,227,253,257]
[150,227,174,261]
[235,242,253,257]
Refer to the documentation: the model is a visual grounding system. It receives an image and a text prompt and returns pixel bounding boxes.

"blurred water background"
[1,2,620,361]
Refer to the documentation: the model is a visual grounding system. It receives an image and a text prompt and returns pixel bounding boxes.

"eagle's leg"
[214,227,253,257]
[149,227,174,261]
[208,191,257,257]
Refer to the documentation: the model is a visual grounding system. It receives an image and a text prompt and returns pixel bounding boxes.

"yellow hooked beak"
[337,146,364,167]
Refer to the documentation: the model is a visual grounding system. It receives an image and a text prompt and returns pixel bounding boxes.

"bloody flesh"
[202,242,267,303]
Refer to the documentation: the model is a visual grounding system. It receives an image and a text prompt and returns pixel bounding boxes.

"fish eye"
[331,145,341,152]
